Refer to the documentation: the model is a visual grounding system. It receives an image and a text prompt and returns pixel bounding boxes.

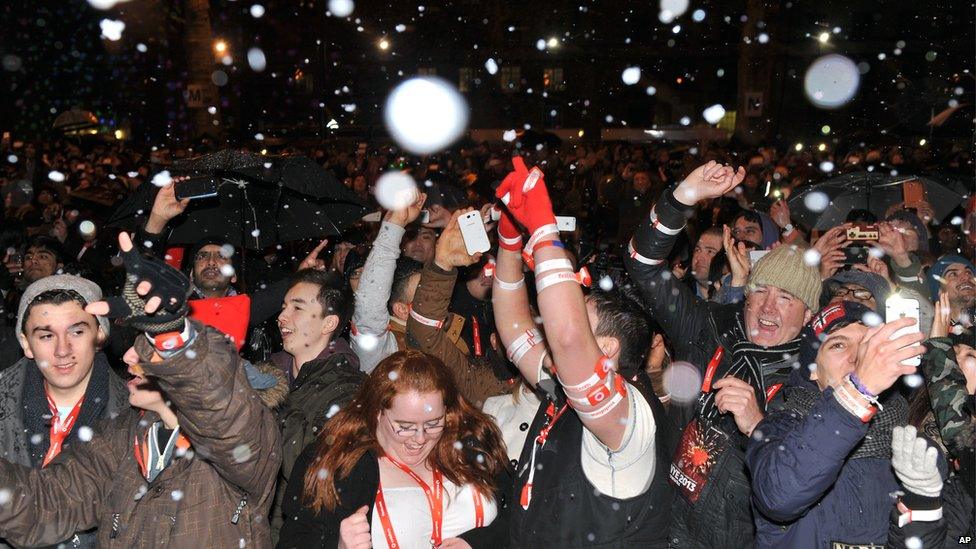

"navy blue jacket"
[746,380,899,548]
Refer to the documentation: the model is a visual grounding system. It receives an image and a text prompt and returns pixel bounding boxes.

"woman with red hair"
[277,350,511,549]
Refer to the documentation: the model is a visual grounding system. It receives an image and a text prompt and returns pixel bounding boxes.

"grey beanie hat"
[16,275,110,337]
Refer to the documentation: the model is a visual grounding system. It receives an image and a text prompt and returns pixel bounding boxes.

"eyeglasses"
[385,413,445,438]
[833,286,874,302]
[195,251,231,263]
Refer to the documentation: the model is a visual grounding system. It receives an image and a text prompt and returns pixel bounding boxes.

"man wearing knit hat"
[747,301,922,548]
[823,269,892,312]
[0,274,128,547]
[626,161,822,548]
[927,254,975,331]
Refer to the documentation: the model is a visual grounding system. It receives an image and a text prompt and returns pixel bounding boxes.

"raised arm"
[625,162,744,362]
[494,158,626,449]
[351,193,425,372]
[137,180,188,255]
[491,208,549,387]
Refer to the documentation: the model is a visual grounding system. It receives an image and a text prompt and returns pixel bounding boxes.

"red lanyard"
[519,402,569,509]
[471,317,482,357]
[700,346,725,393]
[375,456,485,547]
[42,385,84,467]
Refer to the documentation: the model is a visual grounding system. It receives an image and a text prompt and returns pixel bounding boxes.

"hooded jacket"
[0,323,283,548]
[268,338,365,540]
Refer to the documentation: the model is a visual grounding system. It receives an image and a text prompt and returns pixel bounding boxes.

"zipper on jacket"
[109,513,120,539]
[607,448,616,497]
[231,496,248,524]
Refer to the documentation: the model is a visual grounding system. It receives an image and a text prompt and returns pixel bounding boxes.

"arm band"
[409,308,444,329]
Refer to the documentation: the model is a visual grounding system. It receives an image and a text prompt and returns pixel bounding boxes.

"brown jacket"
[407,264,509,407]
[0,323,283,548]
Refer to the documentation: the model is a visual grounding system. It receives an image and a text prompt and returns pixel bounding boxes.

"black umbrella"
[788,172,967,231]
[107,151,367,249]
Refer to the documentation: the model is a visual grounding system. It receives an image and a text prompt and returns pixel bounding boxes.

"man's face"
[465,266,493,301]
[277,282,334,357]
[20,301,100,394]
[732,217,763,246]
[811,323,868,391]
[403,228,437,265]
[942,263,976,309]
[23,246,60,283]
[123,346,165,411]
[633,172,652,194]
[828,283,876,311]
[192,244,235,293]
[744,285,812,347]
[691,232,722,283]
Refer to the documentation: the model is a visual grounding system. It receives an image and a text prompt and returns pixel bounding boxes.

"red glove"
[494,157,556,235]
[496,207,523,252]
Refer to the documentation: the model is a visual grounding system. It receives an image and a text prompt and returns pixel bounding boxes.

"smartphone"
[749,250,770,265]
[846,224,879,241]
[361,211,382,222]
[556,216,577,232]
[174,175,219,200]
[902,180,926,208]
[458,210,491,255]
[841,246,869,265]
[885,295,921,367]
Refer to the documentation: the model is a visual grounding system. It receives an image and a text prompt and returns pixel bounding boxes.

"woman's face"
[376,390,447,467]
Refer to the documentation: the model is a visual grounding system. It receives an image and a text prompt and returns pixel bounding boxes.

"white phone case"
[556,216,577,232]
[885,296,921,367]
[458,211,491,254]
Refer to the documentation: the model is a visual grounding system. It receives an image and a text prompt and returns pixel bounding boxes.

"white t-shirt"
[370,479,498,549]
[533,370,658,499]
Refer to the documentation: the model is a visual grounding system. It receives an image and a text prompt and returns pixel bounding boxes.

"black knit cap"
[798,301,873,373]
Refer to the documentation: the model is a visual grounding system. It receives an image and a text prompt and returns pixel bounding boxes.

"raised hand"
[930,291,951,338]
[298,239,329,271]
[891,425,943,497]
[852,317,926,396]
[146,178,190,234]
[494,157,556,234]
[385,191,427,227]
[877,222,912,268]
[85,232,190,336]
[723,225,751,287]
[672,161,746,206]
[769,199,791,229]
[434,208,482,270]
[338,506,372,549]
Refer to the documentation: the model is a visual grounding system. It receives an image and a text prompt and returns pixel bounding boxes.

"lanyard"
[519,402,569,510]
[133,421,191,480]
[700,346,725,393]
[42,385,84,467]
[471,317,482,357]
[375,456,487,548]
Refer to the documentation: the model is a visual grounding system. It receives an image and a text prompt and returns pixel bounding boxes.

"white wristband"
[534,258,574,274]
[627,241,664,266]
[575,391,626,420]
[897,501,943,527]
[649,206,684,236]
[507,328,543,364]
[525,224,559,251]
[493,276,525,291]
[535,271,580,293]
[409,309,444,329]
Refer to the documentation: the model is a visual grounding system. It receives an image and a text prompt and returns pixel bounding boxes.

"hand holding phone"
[458,210,491,255]
[434,209,486,269]
[885,295,923,367]
[174,175,219,201]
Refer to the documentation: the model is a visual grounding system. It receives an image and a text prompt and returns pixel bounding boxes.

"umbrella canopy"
[788,172,967,231]
[108,151,367,249]
[52,109,98,133]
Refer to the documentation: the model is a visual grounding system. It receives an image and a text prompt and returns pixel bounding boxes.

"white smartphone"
[748,250,770,266]
[361,211,382,222]
[885,295,921,367]
[458,211,491,254]
[556,216,577,232]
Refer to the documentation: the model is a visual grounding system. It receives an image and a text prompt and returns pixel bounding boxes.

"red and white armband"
[558,356,628,419]
[507,328,544,364]
[896,500,943,527]
[408,308,444,329]
[627,240,664,266]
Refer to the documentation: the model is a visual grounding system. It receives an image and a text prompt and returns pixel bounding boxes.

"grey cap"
[823,270,892,311]
[16,275,110,337]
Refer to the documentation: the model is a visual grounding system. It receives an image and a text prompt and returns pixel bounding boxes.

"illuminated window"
[499,66,521,92]
[417,67,437,76]
[543,67,564,91]
[459,67,473,92]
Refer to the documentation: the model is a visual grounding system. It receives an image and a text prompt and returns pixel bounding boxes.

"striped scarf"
[698,312,800,422]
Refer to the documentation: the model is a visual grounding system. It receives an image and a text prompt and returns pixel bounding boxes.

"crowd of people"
[0,135,970,548]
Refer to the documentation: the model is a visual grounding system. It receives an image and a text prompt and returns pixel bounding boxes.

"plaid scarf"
[698,311,800,422]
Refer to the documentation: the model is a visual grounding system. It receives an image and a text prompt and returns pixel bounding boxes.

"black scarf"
[781,383,908,459]
[698,310,800,422]
[23,353,113,467]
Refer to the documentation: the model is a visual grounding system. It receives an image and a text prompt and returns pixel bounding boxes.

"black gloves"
[103,247,191,336]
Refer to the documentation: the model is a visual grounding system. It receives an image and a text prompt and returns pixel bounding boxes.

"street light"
[547,37,559,48]
[378,38,390,50]
[214,40,228,54]
[817,32,829,44]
